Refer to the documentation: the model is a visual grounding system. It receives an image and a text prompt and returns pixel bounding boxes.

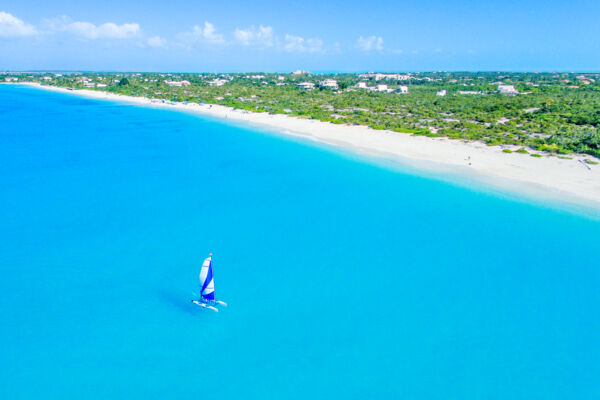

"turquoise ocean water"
[1,85,599,399]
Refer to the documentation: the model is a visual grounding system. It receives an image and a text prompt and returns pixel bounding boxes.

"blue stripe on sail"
[202,291,215,301]
[201,260,213,293]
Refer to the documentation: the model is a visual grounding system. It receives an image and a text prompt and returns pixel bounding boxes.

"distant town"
[4,71,599,158]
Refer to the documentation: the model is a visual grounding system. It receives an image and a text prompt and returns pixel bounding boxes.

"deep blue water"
[1,85,599,399]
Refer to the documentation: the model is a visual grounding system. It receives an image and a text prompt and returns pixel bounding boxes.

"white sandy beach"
[15,82,600,211]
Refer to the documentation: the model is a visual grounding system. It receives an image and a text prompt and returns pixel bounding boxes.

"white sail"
[199,254,215,301]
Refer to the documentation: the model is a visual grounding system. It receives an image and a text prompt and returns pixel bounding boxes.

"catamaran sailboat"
[191,253,227,312]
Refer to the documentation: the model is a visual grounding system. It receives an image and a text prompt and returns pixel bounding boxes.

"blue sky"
[1,0,599,72]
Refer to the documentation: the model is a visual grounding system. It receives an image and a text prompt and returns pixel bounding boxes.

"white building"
[436,89,447,97]
[376,84,392,92]
[498,84,519,95]
[319,79,338,89]
[358,73,414,81]
[396,85,409,94]
[164,80,191,87]
[97,83,108,87]
[207,79,228,87]
[4,77,18,82]
[355,82,369,89]
[292,70,309,75]
[297,82,315,90]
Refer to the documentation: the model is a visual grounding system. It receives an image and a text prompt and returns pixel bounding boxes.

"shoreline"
[12,82,600,214]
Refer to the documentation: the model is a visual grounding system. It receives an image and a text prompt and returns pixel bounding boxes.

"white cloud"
[356,35,383,51]
[0,11,37,38]
[147,35,167,48]
[233,25,274,47]
[283,34,323,53]
[191,21,223,43]
[66,21,140,39]
[42,16,140,39]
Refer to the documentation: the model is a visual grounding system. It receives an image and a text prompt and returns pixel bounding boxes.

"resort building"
[436,89,447,96]
[358,73,414,81]
[376,84,393,92]
[396,85,409,94]
[319,79,339,89]
[355,82,369,89]
[498,84,519,95]
[292,70,309,75]
[297,82,315,90]
[164,80,191,87]
[4,77,18,82]
[207,79,228,87]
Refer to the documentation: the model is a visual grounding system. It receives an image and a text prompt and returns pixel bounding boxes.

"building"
[164,80,191,87]
[4,77,18,82]
[358,73,414,81]
[396,85,409,94]
[436,89,447,97]
[297,82,315,90]
[498,84,519,95]
[355,82,368,89]
[376,84,393,92]
[207,79,228,87]
[319,79,338,89]
[292,70,309,75]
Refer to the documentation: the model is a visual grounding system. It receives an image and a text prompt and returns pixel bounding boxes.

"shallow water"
[1,85,599,399]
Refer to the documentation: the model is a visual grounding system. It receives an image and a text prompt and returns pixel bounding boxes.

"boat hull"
[191,300,219,312]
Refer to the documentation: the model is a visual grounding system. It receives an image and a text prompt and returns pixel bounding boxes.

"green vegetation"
[530,153,543,157]
[516,148,529,154]
[584,159,599,165]
[7,71,600,159]
[502,149,513,153]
